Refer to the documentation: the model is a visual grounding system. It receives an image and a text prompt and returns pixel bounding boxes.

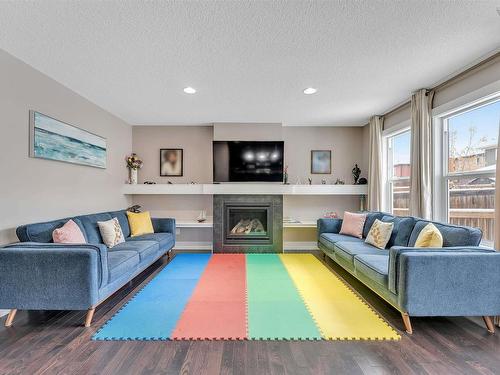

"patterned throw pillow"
[98,217,125,248]
[365,219,394,249]
[414,223,443,248]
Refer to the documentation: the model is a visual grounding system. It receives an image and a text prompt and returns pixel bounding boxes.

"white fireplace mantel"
[122,183,368,196]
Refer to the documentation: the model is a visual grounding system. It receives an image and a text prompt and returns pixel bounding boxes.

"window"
[443,98,500,246]
[386,130,411,215]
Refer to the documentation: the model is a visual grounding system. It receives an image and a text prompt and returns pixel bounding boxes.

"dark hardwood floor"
[2,251,500,375]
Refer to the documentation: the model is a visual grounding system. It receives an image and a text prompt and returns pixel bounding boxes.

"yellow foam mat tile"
[279,254,400,340]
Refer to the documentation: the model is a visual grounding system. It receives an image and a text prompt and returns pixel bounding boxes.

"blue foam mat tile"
[92,253,210,341]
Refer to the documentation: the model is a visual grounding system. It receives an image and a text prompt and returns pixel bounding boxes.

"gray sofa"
[317,211,500,334]
[0,209,175,327]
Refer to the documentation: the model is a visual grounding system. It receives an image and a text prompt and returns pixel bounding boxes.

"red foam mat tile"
[171,254,247,340]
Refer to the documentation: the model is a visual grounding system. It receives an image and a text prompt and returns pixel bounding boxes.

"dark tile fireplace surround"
[213,195,283,253]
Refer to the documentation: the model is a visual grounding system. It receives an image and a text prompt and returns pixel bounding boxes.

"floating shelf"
[176,221,213,228]
[123,183,367,196]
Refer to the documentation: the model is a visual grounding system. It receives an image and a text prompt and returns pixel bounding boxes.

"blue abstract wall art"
[30,111,107,168]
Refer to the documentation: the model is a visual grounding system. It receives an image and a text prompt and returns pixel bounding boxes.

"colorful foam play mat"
[93,253,400,341]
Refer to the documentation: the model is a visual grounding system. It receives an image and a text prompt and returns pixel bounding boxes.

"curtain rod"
[383,51,500,118]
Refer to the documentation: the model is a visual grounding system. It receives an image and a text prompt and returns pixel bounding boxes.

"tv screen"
[213,141,284,182]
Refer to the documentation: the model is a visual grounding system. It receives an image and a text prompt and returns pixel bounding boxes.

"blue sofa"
[317,211,500,334]
[0,209,175,327]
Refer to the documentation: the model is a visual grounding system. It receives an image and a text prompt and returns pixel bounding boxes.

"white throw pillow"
[98,217,125,248]
[365,219,394,250]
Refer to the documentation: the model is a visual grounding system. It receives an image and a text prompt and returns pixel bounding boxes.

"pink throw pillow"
[53,219,86,244]
[339,212,367,239]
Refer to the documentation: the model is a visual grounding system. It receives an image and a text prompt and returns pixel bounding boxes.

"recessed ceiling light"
[303,87,317,95]
[183,87,196,94]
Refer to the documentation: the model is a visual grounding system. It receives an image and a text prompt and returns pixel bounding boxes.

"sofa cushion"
[52,219,87,244]
[362,212,386,238]
[108,210,131,238]
[339,212,366,239]
[111,240,160,262]
[414,223,443,248]
[334,241,381,266]
[127,232,174,250]
[127,211,154,237]
[107,250,140,283]
[75,213,113,244]
[16,217,87,243]
[319,233,362,251]
[408,220,482,247]
[381,215,416,248]
[98,217,125,248]
[354,254,389,287]
[365,219,394,249]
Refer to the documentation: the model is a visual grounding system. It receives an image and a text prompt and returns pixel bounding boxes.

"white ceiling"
[0,1,499,126]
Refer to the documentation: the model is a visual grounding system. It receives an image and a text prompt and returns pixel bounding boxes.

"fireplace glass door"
[224,204,271,243]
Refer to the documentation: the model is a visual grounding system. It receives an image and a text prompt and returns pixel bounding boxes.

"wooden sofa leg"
[483,316,495,334]
[84,307,96,327]
[402,312,413,334]
[4,309,17,327]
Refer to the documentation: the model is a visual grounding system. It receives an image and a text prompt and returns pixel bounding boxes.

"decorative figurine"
[321,179,327,185]
[334,178,345,185]
[127,205,141,213]
[352,164,361,184]
[197,210,207,223]
[308,178,312,185]
[323,211,338,219]
[283,165,289,184]
[358,177,368,185]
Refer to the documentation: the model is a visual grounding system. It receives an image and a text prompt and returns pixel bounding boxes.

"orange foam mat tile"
[171,254,247,340]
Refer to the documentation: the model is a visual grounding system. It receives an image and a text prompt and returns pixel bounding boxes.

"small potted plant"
[126,153,143,184]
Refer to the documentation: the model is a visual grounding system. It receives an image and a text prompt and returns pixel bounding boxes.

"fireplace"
[213,195,283,253]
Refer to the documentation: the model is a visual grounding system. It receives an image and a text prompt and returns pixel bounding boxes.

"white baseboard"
[174,241,318,252]
[174,242,212,251]
[283,241,318,251]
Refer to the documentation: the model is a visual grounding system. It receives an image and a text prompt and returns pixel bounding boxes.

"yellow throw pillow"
[414,223,443,248]
[365,219,394,250]
[127,211,154,237]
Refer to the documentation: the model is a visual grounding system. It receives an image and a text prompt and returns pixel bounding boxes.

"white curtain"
[409,89,434,219]
[495,123,500,250]
[368,115,384,211]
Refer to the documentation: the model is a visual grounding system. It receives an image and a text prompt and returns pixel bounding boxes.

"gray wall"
[0,50,132,244]
[131,124,368,246]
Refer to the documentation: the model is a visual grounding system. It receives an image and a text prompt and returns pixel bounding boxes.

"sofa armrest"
[388,246,494,294]
[152,218,176,235]
[395,251,500,316]
[0,243,107,310]
[317,218,343,240]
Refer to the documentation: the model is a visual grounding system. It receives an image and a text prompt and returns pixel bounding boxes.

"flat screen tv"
[213,141,284,182]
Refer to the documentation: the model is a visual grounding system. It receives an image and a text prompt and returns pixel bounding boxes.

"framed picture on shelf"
[311,150,331,174]
[160,148,183,176]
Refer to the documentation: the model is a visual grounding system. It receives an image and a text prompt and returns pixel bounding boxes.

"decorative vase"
[130,168,138,184]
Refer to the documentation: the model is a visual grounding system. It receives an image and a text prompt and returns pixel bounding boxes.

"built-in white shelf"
[123,183,367,196]
[283,221,317,228]
[176,221,213,228]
